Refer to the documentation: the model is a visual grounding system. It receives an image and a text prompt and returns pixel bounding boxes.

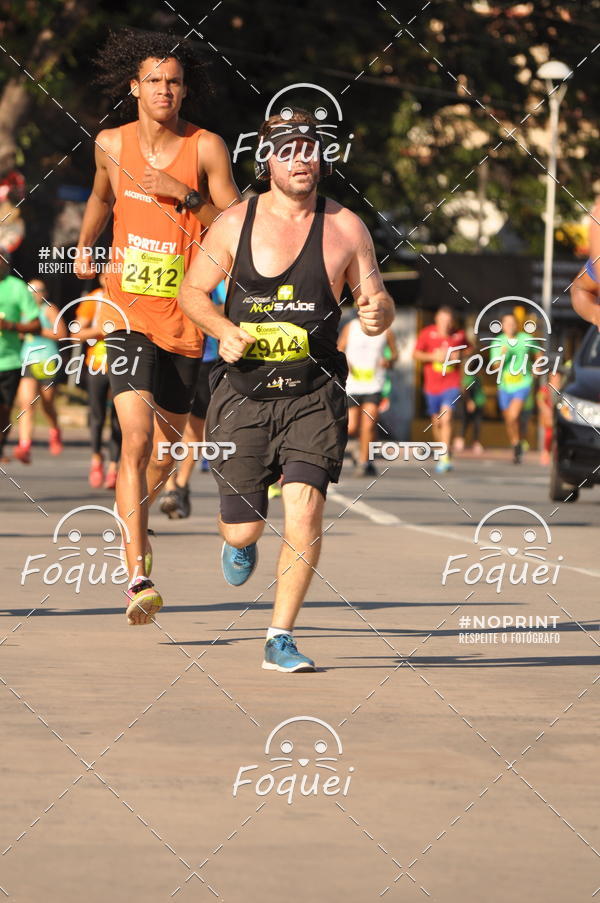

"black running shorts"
[0,368,21,408]
[190,360,215,420]
[106,331,200,415]
[347,392,382,407]
[205,374,348,523]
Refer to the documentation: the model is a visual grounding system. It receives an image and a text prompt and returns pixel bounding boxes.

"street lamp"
[536,60,570,454]
[537,60,571,322]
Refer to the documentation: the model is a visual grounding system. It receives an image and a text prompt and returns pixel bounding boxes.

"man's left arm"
[345,221,394,336]
[141,132,241,227]
[198,132,241,222]
[2,282,41,335]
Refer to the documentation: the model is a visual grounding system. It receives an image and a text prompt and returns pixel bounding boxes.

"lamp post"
[536,61,570,454]
[537,60,570,323]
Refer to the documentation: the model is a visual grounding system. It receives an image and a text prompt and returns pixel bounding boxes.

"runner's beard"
[272,168,319,199]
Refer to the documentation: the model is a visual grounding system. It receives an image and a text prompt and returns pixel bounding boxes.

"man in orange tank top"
[75,29,240,624]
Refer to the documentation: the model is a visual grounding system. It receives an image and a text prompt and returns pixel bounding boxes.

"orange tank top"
[104,121,204,357]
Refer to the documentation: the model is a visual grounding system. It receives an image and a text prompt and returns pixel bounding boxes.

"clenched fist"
[74,247,96,280]
[357,291,392,336]
[219,323,255,363]
[141,166,187,201]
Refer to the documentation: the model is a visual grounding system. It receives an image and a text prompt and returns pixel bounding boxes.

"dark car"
[551,325,600,502]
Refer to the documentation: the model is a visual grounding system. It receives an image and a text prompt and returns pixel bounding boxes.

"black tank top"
[220,194,347,399]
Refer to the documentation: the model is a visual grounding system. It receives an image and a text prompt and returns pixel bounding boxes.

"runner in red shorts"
[413,306,468,473]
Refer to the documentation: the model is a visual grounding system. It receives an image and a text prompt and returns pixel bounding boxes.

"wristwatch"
[175,190,203,214]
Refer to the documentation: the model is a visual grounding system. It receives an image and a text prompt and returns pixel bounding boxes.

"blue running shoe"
[262,634,316,673]
[435,454,453,474]
[221,541,258,586]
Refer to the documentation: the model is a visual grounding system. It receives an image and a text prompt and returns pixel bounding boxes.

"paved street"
[1,436,600,902]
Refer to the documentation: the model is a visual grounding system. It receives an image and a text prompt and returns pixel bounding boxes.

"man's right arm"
[75,132,116,279]
[413,348,435,362]
[571,267,600,328]
[413,331,435,362]
[179,211,254,363]
[588,201,600,281]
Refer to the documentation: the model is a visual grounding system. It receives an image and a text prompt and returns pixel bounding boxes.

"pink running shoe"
[49,427,63,455]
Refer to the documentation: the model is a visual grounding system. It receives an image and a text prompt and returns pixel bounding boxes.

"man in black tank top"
[180,109,393,673]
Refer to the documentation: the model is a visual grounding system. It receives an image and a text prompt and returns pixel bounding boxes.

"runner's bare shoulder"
[196,128,232,164]
[323,198,369,248]
[204,198,249,258]
[211,198,250,233]
[95,128,122,167]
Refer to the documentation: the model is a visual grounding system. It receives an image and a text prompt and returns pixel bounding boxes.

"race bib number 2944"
[240,321,309,362]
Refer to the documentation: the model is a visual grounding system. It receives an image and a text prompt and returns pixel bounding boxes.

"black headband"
[266,123,320,156]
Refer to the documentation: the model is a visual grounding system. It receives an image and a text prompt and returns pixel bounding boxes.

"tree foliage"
[1,0,599,264]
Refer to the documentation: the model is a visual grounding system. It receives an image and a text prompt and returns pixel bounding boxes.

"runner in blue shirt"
[159,280,226,518]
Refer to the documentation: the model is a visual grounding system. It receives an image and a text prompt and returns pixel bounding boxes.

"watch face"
[186,191,202,208]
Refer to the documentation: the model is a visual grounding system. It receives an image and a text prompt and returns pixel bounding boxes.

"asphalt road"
[1,435,600,902]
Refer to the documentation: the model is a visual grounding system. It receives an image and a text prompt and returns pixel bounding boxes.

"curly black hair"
[95,27,214,123]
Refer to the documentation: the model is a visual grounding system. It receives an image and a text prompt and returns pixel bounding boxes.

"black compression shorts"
[106,330,200,415]
[190,360,214,420]
[219,462,331,524]
[205,374,348,523]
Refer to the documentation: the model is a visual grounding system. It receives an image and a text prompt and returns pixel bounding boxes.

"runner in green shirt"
[14,278,66,464]
[0,254,41,459]
[488,312,539,464]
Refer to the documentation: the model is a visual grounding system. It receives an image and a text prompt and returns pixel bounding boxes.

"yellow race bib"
[350,366,375,381]
[121,247,184,299]
[88,338,108,372]
[241,321,309,362]
[433,359,459,373]
[504,371,524,384]
[29,360,48,381]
